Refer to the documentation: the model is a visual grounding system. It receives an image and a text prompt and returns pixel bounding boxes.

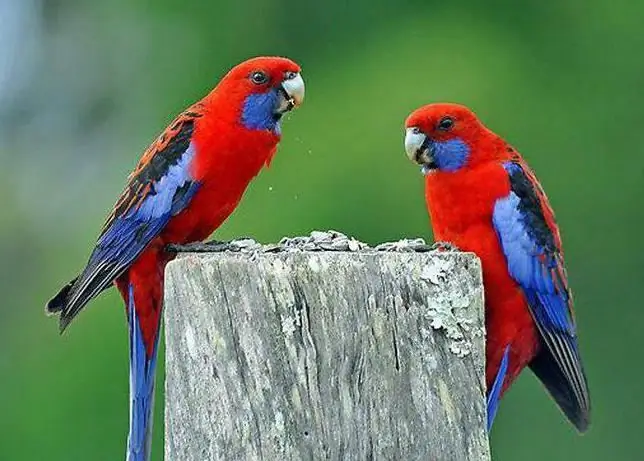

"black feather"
[506,161,557,253]
[530,349,591,432]
[46,277,77,314]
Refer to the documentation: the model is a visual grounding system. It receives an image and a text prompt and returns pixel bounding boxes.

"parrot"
[46,56,305,461]
[403,103,590,432]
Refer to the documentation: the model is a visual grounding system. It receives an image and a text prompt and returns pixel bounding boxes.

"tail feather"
[46,278,78,315]
[126,284,160,461]
[529,347,591,432]
[46,275,112,332]
[486,345,511,431]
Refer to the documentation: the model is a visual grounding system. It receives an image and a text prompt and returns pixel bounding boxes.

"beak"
[275,72,305,114]
[404,127,436,174]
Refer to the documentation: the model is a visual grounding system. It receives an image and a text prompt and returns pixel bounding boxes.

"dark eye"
[250,71,269,85]
[437,116,454,131]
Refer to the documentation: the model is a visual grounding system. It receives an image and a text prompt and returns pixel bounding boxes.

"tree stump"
[164,233,489,461]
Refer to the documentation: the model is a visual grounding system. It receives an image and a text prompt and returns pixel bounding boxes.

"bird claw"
[430,241,460,252]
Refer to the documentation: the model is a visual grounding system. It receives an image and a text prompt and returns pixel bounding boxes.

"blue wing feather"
[493,189,574,335]
[492,160,590,431]
[58,134,200,329]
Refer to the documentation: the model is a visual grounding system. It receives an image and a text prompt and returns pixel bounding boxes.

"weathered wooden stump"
[164,233,489,461]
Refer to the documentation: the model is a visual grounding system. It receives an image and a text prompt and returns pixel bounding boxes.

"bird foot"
[430,241,460,252]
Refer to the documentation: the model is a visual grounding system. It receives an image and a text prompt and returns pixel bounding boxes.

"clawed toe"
[430,241,459,252]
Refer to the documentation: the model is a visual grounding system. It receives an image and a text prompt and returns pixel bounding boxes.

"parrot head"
[404,103,497,174]
[211,56,305,134]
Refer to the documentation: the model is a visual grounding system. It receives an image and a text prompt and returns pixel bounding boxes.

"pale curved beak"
[404,127,435,174]
[276,72,305,114]
[405,127,426,162]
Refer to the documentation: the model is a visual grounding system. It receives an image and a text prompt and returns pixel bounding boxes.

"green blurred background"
[1,0,642,459]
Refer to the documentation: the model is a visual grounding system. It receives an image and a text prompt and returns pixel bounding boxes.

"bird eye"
[437,116,454,131]
[284,71,297,80]
[250,71,269,85]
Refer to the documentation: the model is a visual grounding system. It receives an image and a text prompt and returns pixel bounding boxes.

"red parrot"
[404,103,590,432]
[46,56,304,461]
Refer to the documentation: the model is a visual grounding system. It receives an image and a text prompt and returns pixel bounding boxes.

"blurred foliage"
[0,0,642,459]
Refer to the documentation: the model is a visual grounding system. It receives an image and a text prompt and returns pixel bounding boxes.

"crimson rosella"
[404,103,590,432]
[46,56,305,461]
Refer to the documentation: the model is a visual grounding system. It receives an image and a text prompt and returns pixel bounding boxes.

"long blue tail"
[486,345,511,431]
[126,284,160,461]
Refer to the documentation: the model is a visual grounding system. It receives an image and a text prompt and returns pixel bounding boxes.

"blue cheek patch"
[241,90,280,132]
[433,138,470,172]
